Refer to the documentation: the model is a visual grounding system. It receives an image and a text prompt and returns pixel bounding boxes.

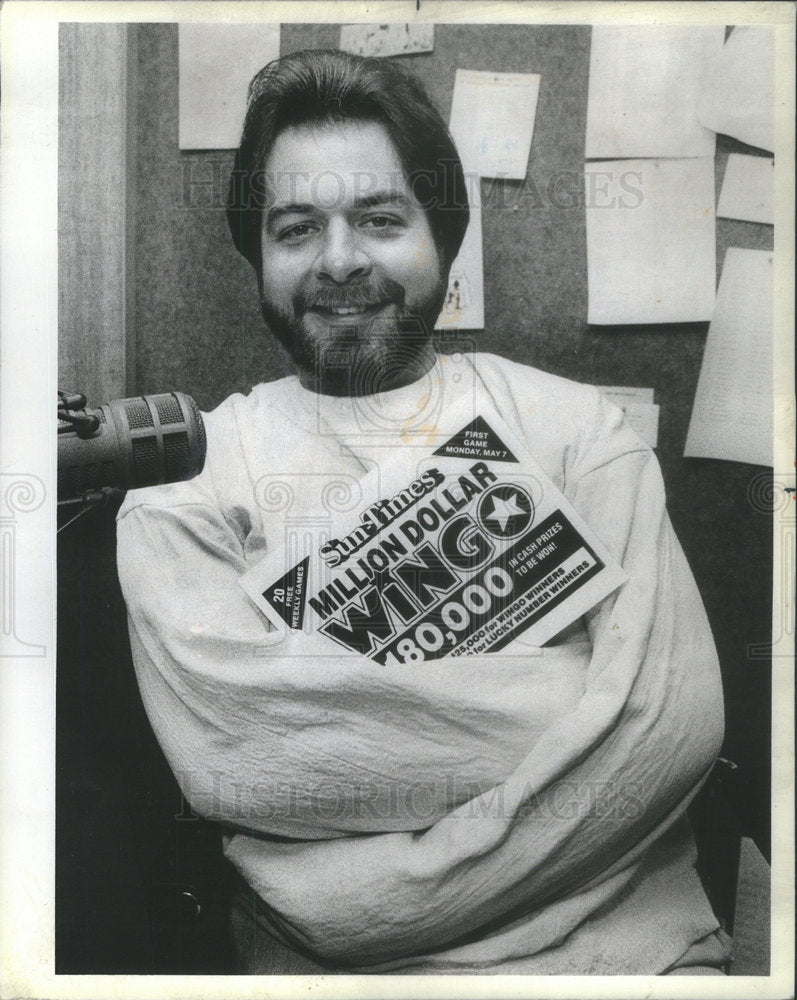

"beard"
[259,271,448,397]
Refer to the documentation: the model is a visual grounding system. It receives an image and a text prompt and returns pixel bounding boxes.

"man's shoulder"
[205,375,298,426]
[118,376,299,520]
[467,352,603,414]
[463,352,636,478]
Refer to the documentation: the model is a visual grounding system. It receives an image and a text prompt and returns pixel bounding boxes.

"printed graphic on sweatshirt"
[240,415,627,663]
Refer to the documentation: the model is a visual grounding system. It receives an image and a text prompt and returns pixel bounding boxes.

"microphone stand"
[58,488,125,534]
[57,388,123,533]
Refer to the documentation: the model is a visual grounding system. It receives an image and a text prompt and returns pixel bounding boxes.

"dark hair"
[226,49,470,275]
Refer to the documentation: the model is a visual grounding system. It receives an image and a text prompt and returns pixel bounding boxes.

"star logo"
[477,484,534,538]
[484,493,526,532]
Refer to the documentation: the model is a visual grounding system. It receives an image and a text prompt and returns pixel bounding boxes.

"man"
[117,49,731,974]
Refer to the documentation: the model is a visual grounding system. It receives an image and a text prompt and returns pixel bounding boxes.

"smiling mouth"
[310,302,390,318]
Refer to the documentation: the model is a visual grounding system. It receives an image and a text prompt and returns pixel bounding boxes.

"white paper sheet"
[598,388,659,447]
[622,403,660,448]
[717,153,774,225]
[598,386,655,404]
[684,248,773,466]
[586,26,723,159]
[697,26,775,153]
[436,201,484,330]
[178,24,280,150]
[449,69,541,180]
[339,23,434,57]
[585,158,716,326]
[598,389,659,447]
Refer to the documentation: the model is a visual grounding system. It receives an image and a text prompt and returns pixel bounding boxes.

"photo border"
[1,2,793,997]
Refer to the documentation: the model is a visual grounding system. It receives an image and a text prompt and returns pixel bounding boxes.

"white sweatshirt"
[117,352,729,973]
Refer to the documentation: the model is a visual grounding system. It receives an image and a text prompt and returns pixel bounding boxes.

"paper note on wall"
[717,154,774,225]
[339,24,434,57]
[586,26,723,159]
[598,386,655,405]
[436,202,484,331]
[178,24,280,150]
[599,388,659,447]
[449,69,541,180]
[585,158,716,325]
[623,404,660,448]
[697,26,775,153]
[684,248,773,466]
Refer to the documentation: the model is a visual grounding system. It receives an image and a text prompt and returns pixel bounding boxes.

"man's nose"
[315,219,372,284]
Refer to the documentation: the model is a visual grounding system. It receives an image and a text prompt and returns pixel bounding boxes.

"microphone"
[58,391,207,503]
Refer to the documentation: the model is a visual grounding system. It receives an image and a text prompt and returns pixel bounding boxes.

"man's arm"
[220,409,724,964]
[118,400,723,964]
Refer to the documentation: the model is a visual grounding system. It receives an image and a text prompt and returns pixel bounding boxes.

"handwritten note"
[717,154,774,225]
[449,69,541,180]
[684,248,773,466]
[585,158,716,325]
[339,24,434,57]
[179,24,280,150]
[435,202,484,331]
[586,26,723,159]
[697,26,775,153]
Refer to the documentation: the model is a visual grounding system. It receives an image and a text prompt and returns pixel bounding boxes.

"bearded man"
[117,49,731,975]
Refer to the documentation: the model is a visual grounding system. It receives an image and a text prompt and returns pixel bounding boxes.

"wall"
[58,23,134,402]
[131,22,773,849]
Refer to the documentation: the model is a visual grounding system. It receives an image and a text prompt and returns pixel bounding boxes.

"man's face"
[259,120,447,395]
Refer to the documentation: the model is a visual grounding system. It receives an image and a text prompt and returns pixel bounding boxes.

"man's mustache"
[295,276,406,312]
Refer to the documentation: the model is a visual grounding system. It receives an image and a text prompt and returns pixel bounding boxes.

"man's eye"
[278,222,318,242]
[361,215,402,232]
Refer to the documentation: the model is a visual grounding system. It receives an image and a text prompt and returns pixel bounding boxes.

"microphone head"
[58,391,207,500]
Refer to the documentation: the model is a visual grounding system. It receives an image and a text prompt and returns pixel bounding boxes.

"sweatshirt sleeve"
[226,396,724,964]
[116,478,291,829]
